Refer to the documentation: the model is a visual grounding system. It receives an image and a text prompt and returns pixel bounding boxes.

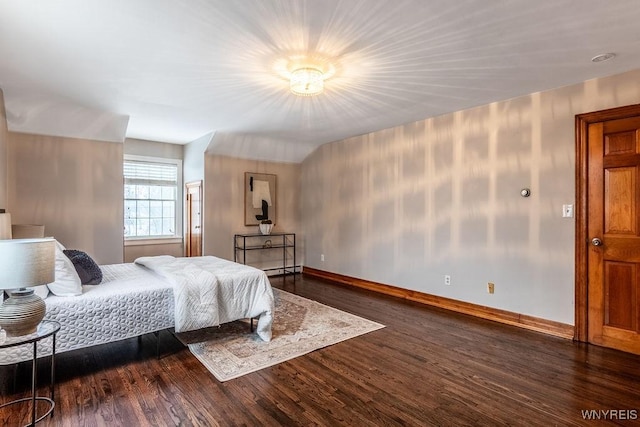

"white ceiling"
[1,0,640,162]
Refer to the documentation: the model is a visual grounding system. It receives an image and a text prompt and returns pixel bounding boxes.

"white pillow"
[47,240,82,296]
[29,285,50,299]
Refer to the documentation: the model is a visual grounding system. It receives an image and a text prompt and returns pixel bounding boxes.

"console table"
[234,232,296,279]
[0,320,60,426]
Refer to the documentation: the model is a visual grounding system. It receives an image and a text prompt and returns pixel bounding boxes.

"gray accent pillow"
[63,249,103,286]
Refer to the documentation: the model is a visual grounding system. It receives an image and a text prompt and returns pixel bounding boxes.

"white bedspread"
[0,263,175,365]
[135,256,274,341]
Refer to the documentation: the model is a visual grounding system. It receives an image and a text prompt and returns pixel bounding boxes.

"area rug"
[177,288,385,381]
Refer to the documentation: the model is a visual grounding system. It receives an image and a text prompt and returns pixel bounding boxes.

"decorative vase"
[0,288,46,337]
[259,223,273,235]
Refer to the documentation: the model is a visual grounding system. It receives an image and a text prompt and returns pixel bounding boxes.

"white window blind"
[124,159,179,239]
[123,161,178,186]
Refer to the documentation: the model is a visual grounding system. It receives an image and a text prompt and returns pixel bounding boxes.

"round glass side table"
[0,320,60,426]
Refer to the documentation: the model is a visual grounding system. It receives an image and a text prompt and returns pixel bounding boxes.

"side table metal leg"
[31,341,37,427]
[11,363,17,393]
[156,330,161,359]
[51,333,56,417]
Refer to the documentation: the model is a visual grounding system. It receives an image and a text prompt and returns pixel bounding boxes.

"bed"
[0,255,274,365]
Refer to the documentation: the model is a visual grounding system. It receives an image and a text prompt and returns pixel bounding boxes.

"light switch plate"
[562,204,574,218]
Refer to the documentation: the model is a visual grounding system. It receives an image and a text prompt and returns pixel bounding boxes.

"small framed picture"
[244,172,276,226]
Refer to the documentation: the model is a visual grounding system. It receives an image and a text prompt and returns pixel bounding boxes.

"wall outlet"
[321,254,325,262]
[488,282,495,294]
[444,275,451,286]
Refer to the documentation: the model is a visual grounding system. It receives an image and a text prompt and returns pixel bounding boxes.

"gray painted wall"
[183,133,212,253]
[7,133,124,264]
[184,132,212,184]
[124,137,184,160]
[0,90,8,209]
[203,154,301,270]
[301,69,640,325]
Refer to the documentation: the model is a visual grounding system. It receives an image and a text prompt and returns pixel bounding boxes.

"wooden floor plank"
[1,275,639,426]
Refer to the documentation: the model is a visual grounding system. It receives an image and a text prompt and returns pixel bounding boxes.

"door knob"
[591,237,603,246]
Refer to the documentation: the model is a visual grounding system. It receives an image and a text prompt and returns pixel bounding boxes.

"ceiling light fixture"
[591,52,616,63]
[290,66,324,96]
[273,54,336,97]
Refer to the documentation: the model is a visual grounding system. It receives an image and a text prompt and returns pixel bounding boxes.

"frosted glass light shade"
[290,67,324,96]
[0,238,55,289]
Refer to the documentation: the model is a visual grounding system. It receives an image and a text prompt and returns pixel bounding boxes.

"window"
[124,155,182,240]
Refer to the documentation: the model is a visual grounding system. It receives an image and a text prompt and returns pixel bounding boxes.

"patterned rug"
[177,288,385,382]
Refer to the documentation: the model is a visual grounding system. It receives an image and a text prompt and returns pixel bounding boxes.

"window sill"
[124,237,183,247]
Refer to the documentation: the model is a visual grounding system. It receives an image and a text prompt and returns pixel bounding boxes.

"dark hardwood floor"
[1,274,639,426]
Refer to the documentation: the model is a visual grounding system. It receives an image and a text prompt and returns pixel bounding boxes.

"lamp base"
[0,288,46,337]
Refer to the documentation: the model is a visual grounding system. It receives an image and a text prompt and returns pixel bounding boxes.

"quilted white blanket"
[135,255,274,341]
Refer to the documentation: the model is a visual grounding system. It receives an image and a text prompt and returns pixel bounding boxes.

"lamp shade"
[0,238,55,290]
[0,213,11,239]
[11,224,45,239]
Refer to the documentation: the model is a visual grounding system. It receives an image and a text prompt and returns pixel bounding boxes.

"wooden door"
[185,181,202,257]
[584,113,640,355]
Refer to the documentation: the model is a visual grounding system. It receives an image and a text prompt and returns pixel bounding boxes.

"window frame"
[123,154,183,246]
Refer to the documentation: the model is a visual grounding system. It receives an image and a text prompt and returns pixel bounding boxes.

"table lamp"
[0,212,11,239]
[0,238,55,336]
[11,224,45,239]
